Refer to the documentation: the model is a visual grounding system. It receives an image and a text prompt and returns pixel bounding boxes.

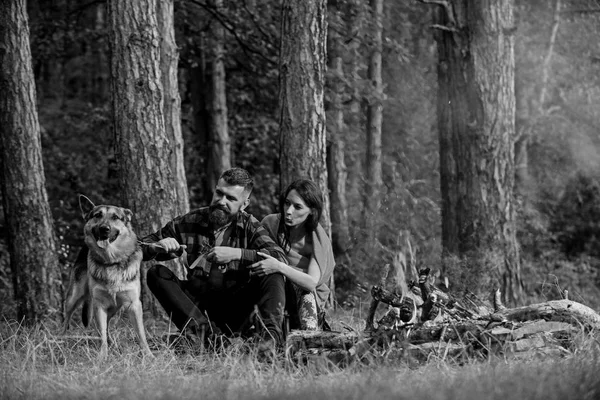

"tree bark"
[108,0,184,314]
[326,2,351,256]
[501,299,600,329]
[157,0,189,216]
[342,0,365,245]
[156,0,189,280]
[207,0,231,189]
[92,2,109,103]
[189,30,213,205]
[433,0,521,303]
[279,0,330,235]
[0,0,62,323]
[362,0,384,248]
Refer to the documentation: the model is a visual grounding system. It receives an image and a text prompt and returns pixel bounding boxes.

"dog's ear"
[123,208,134,223]
[78,195,96,220]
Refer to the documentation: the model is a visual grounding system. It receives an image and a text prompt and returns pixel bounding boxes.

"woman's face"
[283,189,312,228]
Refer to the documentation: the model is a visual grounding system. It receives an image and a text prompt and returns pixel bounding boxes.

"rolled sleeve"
[243,219,288,265]
[240,248,258,264]
[140,219,183,262]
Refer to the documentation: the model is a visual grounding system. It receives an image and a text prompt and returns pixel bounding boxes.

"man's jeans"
[147,264,286,344]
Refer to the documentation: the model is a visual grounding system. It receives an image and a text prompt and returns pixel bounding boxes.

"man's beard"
[209,204,234,228]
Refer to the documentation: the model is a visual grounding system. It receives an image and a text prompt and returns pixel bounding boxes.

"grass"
[1,309,600,400]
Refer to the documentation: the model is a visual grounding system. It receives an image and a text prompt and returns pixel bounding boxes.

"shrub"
[550,172,600,258]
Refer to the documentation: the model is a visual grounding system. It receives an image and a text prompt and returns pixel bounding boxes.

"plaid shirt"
[141,207,287,286]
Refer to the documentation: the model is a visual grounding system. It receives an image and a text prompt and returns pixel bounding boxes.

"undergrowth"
[1,308,600,400]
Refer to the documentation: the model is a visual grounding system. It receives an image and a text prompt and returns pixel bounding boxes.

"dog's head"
[79,195,135,250]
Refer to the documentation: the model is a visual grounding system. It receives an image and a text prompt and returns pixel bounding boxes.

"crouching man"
[141,168,288,351]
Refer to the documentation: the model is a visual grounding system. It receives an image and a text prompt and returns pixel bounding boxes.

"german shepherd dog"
[62,196,152,359]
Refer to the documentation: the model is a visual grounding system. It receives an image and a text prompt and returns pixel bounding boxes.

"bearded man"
[143,168,288,350]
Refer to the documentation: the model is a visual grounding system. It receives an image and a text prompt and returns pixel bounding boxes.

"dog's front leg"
[127,299,153,357]
[62,292,86,334]
[62,272,88,334]
[94,304,110,361]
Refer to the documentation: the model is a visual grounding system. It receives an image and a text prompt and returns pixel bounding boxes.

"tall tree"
[362,0,384,247]
[207,0,231,190]
[279,0,330,234]
[157,0,190,214]
[0,0,61,323]
[326,0,351,255]
[189,31,212,205]
[432,0,521,302]
[92,3,109,103]
[108,0,185,312]
[514,0,562,196]
[343,0,367,236]
[279,0,333,306]
[27,0,67,104]
[178,0,212,205]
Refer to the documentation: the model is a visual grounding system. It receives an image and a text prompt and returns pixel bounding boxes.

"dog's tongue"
[97,239,110,249]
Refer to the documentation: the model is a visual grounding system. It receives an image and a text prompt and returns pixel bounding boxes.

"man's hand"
[207,246,241,265]
[149,238,184,253]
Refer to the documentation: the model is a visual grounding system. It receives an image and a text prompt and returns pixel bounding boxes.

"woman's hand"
[248,251,283,277]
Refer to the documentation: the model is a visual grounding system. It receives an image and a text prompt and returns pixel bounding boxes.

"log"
[368,283,483,327]
[285,299,599,364]
[286,330,359,354]
[364,297,380,332]
[486,320,574,340]
[364,264,391,331]
[407,320,488,344]
[288,263,600,365]
[370,286,420,324]
[499,299,600,330]
[370,285,415,308]
[405,341,467,360]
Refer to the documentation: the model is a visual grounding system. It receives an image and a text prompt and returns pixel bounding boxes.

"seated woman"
[251,179,335,331]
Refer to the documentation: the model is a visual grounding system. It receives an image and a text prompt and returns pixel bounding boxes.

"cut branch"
[500,299,600,330]
[287,272,600,365]
[431,24,458,32]
[538,0,562,112]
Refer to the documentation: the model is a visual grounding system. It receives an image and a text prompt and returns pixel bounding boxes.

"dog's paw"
[142,347,155,359]
[97,347,109,362]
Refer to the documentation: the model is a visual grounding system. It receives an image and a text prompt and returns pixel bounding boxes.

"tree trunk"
[28,0,67,104]
[157,0,189,280]
[343,0,365,240]
[0,0,62,323]
[279,0,330,235]
[326,2,351,256]
[515,0,562,197]
[433,0,521,303]
[207,0,231,189]
[108,0,184,315]
[362,0,384,248]
[157,0,189,216]
[92,2,109,103]
[189,31,213,205]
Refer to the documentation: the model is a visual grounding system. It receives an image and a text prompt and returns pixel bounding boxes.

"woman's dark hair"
[277,179,323,252]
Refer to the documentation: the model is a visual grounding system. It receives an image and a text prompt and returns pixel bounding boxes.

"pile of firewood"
[286,265,600,364]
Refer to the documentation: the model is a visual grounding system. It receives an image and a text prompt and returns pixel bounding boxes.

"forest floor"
[1,305,599,400]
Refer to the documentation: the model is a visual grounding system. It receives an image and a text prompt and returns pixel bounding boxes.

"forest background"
[2,0,600,321]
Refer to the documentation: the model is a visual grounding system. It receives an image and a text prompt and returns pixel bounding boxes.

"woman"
[250,179,335,331]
